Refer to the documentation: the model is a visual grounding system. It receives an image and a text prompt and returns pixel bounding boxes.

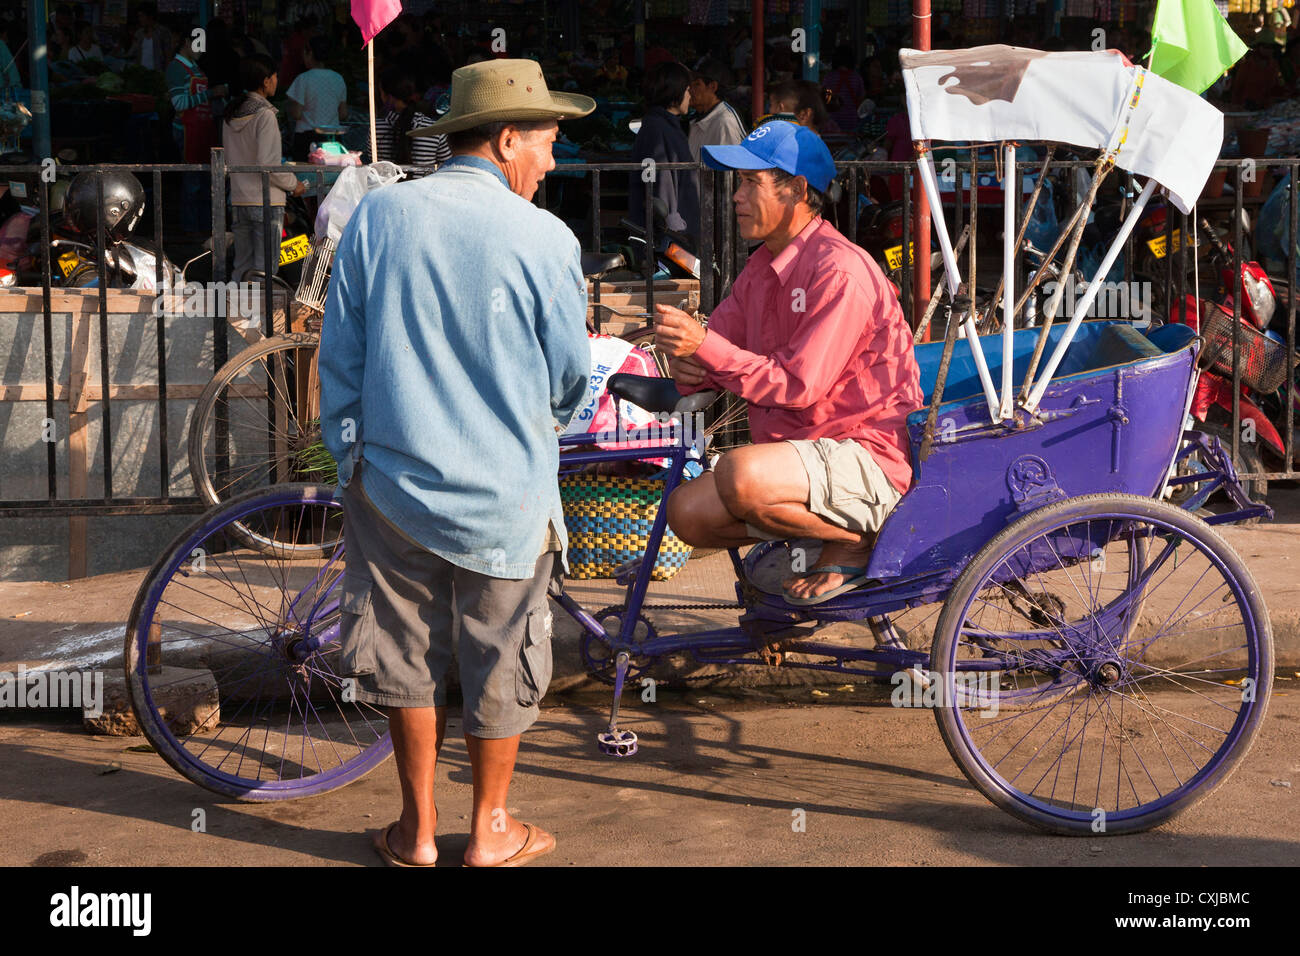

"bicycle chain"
[639,602,745,611]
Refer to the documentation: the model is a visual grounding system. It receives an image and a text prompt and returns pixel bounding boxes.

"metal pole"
[752,0,765,125]
[802,0,822,81]
[635,0,646,70]
[911,0,931,335]
[28,0,52,160]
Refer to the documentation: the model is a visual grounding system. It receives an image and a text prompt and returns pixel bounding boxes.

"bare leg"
[665,471,756,548]
[383,705,446,865]
[462,733,553,866]
[714,444,874,601]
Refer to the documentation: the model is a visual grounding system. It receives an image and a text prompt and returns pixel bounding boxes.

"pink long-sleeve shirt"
[689,217,923,494]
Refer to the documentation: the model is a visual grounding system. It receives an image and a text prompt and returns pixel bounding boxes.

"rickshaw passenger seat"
[1092,323,1163,367]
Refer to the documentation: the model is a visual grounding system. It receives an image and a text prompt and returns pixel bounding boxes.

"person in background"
[822,45,865,134]
[286,37,349,160]
[376,69,451,174]
[630,60,699,241]
[688,57,746,161]
[48,4,76,61]
[279,17,316,90]
[223,53,307,281]
[198,15,239,120]
[67,23,104,65]
[598,49,628,85]
[1272,0,1292,51]
[167,29,225,231]
[126,3,173,73]
[767,79,834,136]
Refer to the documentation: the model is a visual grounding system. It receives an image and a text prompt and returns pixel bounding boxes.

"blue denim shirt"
[319,155,590,578]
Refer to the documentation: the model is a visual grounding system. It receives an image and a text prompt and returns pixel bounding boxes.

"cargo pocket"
[338,572,378,677]
[515,605,554,707]
[827,441,871,507]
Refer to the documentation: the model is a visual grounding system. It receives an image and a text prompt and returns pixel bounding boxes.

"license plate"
[58,251,80,277]
[1146,229,1181,259]
[279,234,311,267]
[884,241,914,272]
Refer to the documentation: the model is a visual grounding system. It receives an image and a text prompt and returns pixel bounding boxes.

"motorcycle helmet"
[65,170,145,241]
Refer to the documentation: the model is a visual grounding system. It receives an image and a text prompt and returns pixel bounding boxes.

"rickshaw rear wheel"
[932,493,1271,835]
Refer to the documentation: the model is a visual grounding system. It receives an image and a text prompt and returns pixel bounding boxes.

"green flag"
[1148,0,1249,94]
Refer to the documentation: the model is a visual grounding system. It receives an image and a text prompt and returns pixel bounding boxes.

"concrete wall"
[0,289,265,581]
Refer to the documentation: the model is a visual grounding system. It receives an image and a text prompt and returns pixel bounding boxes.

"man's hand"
[654,303,706,358]
[670,354,709,388]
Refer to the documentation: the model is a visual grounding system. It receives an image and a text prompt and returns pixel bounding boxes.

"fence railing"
[0,151,1294,527]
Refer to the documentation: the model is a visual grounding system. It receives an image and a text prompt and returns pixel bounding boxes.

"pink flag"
[351,0,401,45]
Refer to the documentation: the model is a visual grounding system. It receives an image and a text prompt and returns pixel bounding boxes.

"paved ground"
[1,681,1297,866]
[2,491,1298,866]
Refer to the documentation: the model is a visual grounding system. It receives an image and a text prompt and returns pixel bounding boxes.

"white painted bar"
[1001,143,1016,421]
[916,148,962,297]
[916,149,1002,421]
[1023,179,1158,412]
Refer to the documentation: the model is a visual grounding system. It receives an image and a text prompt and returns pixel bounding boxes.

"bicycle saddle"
[581,251,626,277]
[607,373,718,414]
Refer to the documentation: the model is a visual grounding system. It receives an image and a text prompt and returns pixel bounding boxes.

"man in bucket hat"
[655,121,923,607]
[320,60,595,867]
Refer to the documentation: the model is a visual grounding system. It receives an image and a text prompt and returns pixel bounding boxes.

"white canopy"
[899,45,1223,214]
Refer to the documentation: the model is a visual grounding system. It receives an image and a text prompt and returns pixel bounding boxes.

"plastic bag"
[562,334,676,467]
[314,161,405,242]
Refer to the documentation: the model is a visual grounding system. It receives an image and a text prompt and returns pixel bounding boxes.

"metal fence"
[0,151,1294,523]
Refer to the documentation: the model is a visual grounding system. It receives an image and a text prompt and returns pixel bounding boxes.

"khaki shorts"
[339,470,560,739]
[786,437,902,535]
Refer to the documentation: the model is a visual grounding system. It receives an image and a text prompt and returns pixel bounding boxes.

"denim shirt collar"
[439,154,510,190]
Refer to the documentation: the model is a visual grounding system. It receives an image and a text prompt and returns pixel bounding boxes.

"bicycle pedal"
[596,730,639,757]
[612,558,642,586]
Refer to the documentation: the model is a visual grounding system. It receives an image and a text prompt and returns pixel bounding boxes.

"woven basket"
[558,474,692,581]
[1201,306,1290,394]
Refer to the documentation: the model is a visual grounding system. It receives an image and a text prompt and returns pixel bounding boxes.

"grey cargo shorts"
[338,471,561,739]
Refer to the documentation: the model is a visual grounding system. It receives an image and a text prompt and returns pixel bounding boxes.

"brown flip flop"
[371,822,437,867]
[463,822,556,868]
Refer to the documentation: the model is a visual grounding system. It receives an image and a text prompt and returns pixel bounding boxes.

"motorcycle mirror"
[180,248,211,282]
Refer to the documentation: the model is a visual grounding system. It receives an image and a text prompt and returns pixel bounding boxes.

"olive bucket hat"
[411,58,595,137]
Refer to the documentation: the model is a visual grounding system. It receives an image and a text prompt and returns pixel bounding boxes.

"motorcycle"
[1,168,182,291]
[1167,217,1295,513]
[617,197,701,281]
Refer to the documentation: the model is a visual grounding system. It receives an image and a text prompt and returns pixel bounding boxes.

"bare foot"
[784,538,873,601]
[463,813,556,867]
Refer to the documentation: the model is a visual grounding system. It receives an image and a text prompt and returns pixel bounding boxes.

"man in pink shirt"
[655,121,922,605]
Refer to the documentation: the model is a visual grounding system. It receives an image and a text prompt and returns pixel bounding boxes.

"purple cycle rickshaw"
[124,48,1274,835]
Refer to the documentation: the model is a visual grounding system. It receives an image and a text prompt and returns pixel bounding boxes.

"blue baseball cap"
[701,120,837,194]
